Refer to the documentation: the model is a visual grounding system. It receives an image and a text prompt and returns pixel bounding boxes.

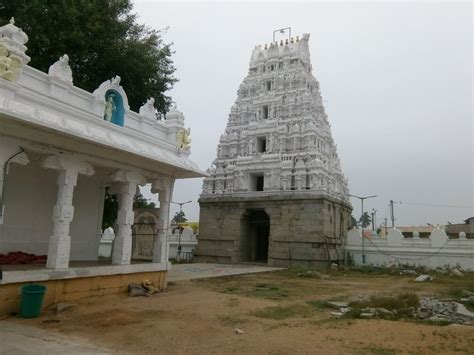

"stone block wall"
[196,194,352,268]
[0,270,167,316]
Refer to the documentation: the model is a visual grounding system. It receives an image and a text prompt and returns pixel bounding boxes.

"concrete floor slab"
[168,263,284,282]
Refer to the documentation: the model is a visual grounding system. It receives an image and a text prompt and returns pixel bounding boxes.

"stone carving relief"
[139,97,157,119]
[48,54,73,83]
[0,45,13,81]
[201,32,348,201]
[176,128,191,151]
[0,18,30,82]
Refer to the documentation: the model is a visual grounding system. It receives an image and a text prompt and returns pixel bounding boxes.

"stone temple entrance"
[241,209,270,263]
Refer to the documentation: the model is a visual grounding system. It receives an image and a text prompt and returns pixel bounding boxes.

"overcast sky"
[135,0,473,227]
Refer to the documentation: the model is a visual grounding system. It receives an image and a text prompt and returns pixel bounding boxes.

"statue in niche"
[48,54,73,83]
[281,175,289,190]
[267,135,274,152]
[236,170,245,190]
[234,170,244,191]
[248,139,254,154]
[270,169,279,188]
[104,94,116,122]
[139,97,157,119]
[176,128,191,150]
[0,45,13,81]
[215,180,224,193]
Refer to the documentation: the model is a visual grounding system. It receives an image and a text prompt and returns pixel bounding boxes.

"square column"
[151,177,175,263]
[46,169,77,269]
[110,170,146,265]
[43,155,94,269]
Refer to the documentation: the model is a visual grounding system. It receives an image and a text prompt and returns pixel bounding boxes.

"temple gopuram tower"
[196,33,352,268]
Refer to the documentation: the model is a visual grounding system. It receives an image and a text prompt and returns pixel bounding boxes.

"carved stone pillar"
[43,155,94,269]
[151,176,175,263]
[110,170,146,265]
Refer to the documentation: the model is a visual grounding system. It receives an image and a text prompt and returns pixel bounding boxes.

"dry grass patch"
[253,304,313,320]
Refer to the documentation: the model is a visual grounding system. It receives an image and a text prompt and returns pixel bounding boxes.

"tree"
[350,215,358,229]
[358,212,372,229]
[172,211,187,224]
[101,189,155,230]
[133,193,156,209]
[0,0,177,115]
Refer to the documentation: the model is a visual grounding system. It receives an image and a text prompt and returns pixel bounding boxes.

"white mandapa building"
[0,18,205,313]
[196,33,352,267]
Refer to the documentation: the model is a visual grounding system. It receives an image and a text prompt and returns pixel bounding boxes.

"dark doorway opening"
[241,209,270,263]
[256,176,264,191]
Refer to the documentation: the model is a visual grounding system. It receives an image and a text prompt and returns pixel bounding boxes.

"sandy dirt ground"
[7,269,474,354]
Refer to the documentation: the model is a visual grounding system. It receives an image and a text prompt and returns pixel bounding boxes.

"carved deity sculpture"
[0,45,13,80]
[139,97,157,119]
[248,139,254,154]
[176,128,191,150]
[202,180,213,194]
[104,94,116,122]
[48,54,73,83]
[267,134,274,152]
[215,180,224,193]
[270,169,279,189]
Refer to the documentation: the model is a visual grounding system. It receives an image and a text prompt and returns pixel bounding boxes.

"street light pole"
[348,194,377,264]
[371,209,377,231]
[171,200,192,261]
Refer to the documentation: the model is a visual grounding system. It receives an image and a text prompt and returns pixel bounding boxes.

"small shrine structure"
[196,32,352,267]
[0,18,204,314]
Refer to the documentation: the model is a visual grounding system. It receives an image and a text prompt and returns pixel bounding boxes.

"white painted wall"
[0,161,56,255]
[345,228,474,270]
[70,174,104,260]
[0,161,104,260]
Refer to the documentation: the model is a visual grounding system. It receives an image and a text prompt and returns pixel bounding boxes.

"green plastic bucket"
[20,284,46,318]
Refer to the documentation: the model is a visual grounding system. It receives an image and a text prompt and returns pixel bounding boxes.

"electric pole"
[171,200,192,261]
[390,200,395,228]
[371,209,377,231]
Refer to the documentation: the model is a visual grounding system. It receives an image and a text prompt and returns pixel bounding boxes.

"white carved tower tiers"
[197,32,352,268]
[201,33,349,200]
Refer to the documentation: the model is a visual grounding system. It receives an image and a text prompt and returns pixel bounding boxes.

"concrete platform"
[168,263,284,282]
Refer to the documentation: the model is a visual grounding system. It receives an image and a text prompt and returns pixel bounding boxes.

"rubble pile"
[329,295,474,325]
[128,280,161,297]
[415,298,474,325]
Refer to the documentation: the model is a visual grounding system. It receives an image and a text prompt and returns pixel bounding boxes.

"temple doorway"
[240,209,270,263]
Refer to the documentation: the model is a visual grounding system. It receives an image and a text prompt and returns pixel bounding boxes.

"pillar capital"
[110,170,146,185]
[151,175,174,194]
[42,154,94,176]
